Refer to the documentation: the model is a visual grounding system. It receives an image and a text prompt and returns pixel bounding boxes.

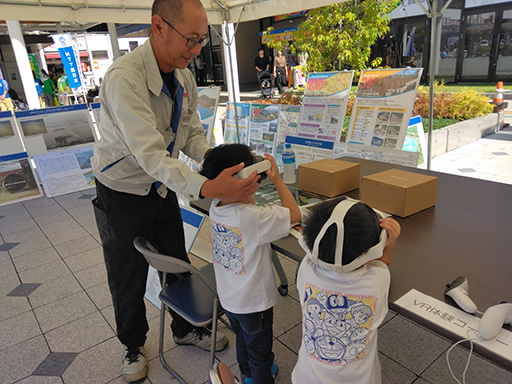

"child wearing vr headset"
[292,196,400,384]
[200,144,301,384]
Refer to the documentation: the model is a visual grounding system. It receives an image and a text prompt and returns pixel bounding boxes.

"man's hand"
[200,162,260,201]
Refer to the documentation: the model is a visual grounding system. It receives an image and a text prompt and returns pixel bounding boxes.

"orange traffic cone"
[493,81,504,104]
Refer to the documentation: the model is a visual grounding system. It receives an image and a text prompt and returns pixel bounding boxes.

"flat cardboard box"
[361,169,438,217]
[298,159,360,197]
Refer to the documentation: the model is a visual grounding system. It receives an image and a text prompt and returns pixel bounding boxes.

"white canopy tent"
[0,0,345,25]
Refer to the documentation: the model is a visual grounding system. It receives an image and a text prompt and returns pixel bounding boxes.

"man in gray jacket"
[91,0,259,382]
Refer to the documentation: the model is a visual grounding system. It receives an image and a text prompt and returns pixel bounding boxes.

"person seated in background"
[200,144,301,384]
[292,196,400,384]
[0,77,14,112]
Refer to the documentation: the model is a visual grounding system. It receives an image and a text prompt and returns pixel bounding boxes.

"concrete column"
[56,23,64,34]
[221,22,240,103]
[107,23,121,61]
[6,20,40,109]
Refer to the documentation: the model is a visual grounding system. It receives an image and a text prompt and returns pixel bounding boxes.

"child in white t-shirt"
[200,144,301,384]
[292,196,400,384]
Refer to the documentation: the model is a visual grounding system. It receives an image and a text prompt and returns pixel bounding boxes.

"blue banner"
[58,46,82,88]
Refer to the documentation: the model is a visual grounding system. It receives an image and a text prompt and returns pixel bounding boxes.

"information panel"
[0,152,42,207]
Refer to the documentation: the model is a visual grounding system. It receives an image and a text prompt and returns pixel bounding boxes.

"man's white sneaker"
[121,346,148,383]
[173,328,228,351]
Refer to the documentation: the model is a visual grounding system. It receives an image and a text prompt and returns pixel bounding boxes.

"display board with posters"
[90,102,101,124]
[346,68,423,150]
[32,145,95,198]
[224,102,251,144]
[196,86,221,145]
[248,104,280,156]
[15,104,97,157]
[297,71,354,142]
[0,152,43,207]
[0,111,24,156]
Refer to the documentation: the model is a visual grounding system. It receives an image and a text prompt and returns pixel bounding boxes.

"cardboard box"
[298,159,360,197]
[361,169,438,217]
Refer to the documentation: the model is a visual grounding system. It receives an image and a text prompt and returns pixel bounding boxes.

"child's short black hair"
[302,196,382,266]
[200,144,255,180]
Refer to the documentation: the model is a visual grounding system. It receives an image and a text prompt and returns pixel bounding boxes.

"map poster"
[275,105,301,170]
[346,68,423,150]
[297,71,354,142]
[0,152,42,207]
[224,102,251,144]
[32,145,95,198]
[0,111,24,156]
[15,104,97,157]
[248,104,280,156]
[403,115,427,166]
[197,86,221,145]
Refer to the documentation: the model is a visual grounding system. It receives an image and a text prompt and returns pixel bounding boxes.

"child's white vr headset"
[298,198,388,273]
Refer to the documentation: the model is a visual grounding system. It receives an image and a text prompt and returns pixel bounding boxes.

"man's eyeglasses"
[161,17,209,48]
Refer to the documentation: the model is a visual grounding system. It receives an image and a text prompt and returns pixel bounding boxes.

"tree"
[263,0,400,74]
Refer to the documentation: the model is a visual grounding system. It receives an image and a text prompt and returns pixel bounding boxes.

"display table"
[191,157,512,368]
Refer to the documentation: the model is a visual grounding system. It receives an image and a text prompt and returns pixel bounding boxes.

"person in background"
[195,54,206,85]
[273,50,288,94]
[0,77,14,112]
[41,69,55,107]
[91,0,260,382]
[254,47,270,82]
[33,71,44,108]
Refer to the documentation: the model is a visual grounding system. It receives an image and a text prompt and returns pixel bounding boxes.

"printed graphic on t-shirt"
[301,282,377,366]
[211,221,245,274]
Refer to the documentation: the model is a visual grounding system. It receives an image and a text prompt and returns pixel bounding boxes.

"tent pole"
[427,0,437,171]
[223,21,241,144]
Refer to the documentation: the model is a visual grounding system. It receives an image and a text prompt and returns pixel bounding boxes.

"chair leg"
[209,298,219,368]
[160,303,188,384]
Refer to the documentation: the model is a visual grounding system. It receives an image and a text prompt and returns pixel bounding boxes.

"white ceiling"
[0,0,345,25]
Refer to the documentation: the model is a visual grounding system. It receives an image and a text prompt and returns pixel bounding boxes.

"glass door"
[460,11,496,80]
[496,10,512,80]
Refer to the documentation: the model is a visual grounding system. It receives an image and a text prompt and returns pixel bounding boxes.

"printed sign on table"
[346,68,423,150]
[297,71,354,142]
[332,142,420,168]
[275,105,301,170]
[32,145,95,198]
[403,115,427,166]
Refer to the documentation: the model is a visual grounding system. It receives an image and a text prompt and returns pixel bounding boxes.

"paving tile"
[45,311,116,353]
[54,234,101,258]
[421,343,512,384]
[273,292,302,338]
[27,274,83,309]
[273,338,299,384]
[378,315,451,375]
[19,259,71,284]
[45,225,91,246]
[0,273,21,297]
[380,352,418,384]
[7,283,41,297]
[277,323,301,354]
[73,262,108,289]
[54,192,93,210]
[15,376,64,384]
[0,256,16,278]
[0,202,30,222]
[8,236,53,258]
[61,337,121,384]
[34,290,97,333]
[0,310,41,350]
[12,247,61,273]
[66,203,95,221]
[0,335,49,383]
[32,210,72,226]
[33,352,78,376]
[3,227,46,243]
[0,218,37,236]
[64,246,104,273]
[86,282,113,310]
[0,296,32,321]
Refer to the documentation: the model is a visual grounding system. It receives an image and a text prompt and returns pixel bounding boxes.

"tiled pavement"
[2,117,512,383]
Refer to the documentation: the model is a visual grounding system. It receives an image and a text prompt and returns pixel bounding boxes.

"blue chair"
[133,236,223,384]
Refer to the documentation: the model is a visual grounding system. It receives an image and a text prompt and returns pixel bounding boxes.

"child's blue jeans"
[225,307,274,384]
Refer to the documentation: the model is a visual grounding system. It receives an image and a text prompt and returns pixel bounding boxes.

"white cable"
[446,330,480,384]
